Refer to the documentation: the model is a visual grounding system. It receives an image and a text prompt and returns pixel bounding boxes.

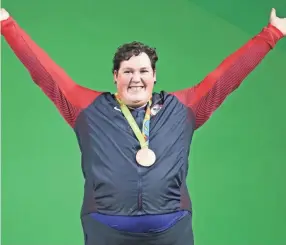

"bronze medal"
[136,148,156,167]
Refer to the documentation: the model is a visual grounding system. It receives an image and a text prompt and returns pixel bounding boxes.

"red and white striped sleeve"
[1,17,102,128]
[171,24,284,130]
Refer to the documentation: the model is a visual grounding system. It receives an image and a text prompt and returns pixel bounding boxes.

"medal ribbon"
[115,93,151,149]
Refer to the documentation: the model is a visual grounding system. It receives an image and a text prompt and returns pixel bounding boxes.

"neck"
[128,103,147,110]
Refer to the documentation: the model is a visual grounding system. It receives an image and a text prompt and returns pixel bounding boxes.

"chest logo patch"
[151,104,162,116]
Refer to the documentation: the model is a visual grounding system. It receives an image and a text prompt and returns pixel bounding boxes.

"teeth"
[129,87,144,92]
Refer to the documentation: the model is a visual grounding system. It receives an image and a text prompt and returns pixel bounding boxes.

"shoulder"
[152,90,182,105]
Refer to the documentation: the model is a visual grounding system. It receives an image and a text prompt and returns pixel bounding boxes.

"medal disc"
[136,148,156,167]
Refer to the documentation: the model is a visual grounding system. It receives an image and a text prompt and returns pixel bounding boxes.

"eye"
[124,71,131,74]
[141,70,148,73]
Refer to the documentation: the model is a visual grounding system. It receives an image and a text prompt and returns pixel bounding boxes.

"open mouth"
[128,86,145,92]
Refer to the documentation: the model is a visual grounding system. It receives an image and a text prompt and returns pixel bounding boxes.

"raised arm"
[171,8,285,130]
[1,9,102,128]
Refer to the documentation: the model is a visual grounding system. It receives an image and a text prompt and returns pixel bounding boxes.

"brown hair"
[112,41,158,73]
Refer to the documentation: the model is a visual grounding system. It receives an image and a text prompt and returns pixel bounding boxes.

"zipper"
[137,167,143,211]
[134,98,164,212]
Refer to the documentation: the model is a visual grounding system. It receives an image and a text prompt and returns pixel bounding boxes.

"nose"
[131,72,141,82]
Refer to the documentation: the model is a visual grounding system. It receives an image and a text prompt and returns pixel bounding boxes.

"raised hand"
[0,8,10,22]
[270,8,286,36]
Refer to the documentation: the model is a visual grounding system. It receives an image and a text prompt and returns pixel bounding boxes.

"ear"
[153,69,157,82]
[113,70,118,83]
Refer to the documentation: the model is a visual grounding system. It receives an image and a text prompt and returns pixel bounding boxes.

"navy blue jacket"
[3,17,283,216]
[75,91,194,216]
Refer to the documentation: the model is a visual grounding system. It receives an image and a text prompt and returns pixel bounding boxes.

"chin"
[127,96,149,108]
[120,90,151,107]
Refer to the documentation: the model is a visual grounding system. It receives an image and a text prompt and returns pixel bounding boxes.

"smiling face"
[114,52,156,108]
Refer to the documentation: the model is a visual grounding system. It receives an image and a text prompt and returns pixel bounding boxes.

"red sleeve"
[1,17,102,128]
[170,24,284,130]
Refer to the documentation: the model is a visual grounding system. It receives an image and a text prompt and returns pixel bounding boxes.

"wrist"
[1,16,13,35]
[267,23,284,39]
